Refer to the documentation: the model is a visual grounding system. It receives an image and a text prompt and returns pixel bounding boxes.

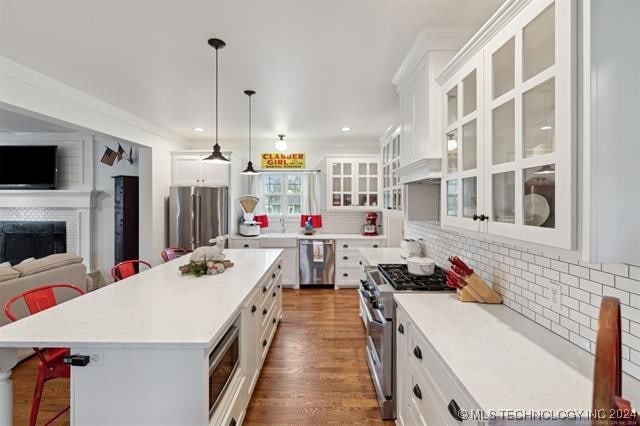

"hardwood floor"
[244,288,393,425]
[11,288,391,425]
[11,355,70,425]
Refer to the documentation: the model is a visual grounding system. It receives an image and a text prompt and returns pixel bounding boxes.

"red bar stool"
[110,259,151,282]
[161,247,188,262]
[4,283,85,426]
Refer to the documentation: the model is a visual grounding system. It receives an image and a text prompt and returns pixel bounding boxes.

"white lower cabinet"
[396,305,481,426]
[279,248,298,288]
[335,238,385,289]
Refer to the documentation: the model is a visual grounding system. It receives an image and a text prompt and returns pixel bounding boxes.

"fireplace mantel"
[0,190,95,209]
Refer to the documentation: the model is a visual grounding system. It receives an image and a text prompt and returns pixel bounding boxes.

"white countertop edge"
[230,233,387,240]
[358,247,406,266]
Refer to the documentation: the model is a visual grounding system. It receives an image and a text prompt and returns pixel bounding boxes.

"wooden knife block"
[456,273,503,304]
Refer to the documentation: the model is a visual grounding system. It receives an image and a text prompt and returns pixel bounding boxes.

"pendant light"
[203,38,230,163]
[241,90,259,175]
[275,134,287,152]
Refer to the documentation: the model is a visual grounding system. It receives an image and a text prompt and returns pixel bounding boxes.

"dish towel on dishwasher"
[312,241,324,263]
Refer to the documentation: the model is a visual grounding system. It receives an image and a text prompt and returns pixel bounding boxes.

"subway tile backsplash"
[261,211,375,235]
[405,220,640,380]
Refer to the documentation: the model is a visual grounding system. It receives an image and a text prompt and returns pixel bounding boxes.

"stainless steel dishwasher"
[299,239,335,287]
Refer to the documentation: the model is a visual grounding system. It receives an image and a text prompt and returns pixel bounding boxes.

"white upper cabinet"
[171,152,230,186]
[380,125,403,212]
[392,29,470,184]
[327,157,381,211]
[438,0,575,250]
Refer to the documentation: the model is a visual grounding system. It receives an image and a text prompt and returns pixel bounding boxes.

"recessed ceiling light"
[341,126,351,132]
[194,127,204,132]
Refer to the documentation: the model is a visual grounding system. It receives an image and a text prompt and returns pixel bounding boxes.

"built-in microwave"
[209,324,240,418]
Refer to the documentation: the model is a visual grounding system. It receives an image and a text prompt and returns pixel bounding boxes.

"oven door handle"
[373,308,386,325]
[358,289,374,323]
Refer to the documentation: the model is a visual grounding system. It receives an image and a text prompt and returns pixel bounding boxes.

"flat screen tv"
[0,145,58,189]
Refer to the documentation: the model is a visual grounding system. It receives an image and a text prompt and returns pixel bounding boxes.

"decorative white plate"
[524,193,550,226]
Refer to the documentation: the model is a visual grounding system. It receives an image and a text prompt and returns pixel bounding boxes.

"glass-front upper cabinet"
[485,0,573,248]
[438,0,574,249]
[327,157,382,211]
[441,53,484,231]
[381,127,403,212]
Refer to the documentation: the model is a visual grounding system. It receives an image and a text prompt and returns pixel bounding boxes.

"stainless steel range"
[359,263,452,420]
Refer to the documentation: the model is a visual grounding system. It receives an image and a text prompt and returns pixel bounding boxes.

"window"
[263,173,302,215]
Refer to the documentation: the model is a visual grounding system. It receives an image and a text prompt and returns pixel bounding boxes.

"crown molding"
[436,0,535,85]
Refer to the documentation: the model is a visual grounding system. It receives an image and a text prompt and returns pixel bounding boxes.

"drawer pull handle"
[448,399,463,421]
[251,305,257,313]
[272,318,276,324]
[263,308,268,316]
[272,273,276,279]
[398,324,404,334]
[278,264,281,269]
[230,418,237,426]
[343,244,349,248]
[262,339,267,347]
[413,346,422,360]
[272,291,276,297]
[243,244,249,248]
[413,384,422,400]
[343,256,349,260]
[343,273,349,277]
[373,244,379,248]
[263,287,267,293]
[277,285,281,289]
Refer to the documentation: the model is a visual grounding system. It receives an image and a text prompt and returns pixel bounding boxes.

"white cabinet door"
[201,160,229,186]
[172,154,230,187]
[280,248,298,287]
[327,157,381,211]
[172,156,201,186]
[441,52,485,232]
[241,288,261,399]
[399,82,415,168]
[484,0,574,249]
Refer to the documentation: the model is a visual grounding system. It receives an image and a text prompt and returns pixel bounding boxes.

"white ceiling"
[0,0,502,144]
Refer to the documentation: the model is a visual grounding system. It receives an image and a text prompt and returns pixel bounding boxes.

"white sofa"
[0,253,90,360]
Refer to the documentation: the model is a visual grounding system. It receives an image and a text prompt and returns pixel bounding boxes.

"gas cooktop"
[377,264,452,291]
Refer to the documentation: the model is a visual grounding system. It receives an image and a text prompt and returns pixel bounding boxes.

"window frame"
[263,172,303,217]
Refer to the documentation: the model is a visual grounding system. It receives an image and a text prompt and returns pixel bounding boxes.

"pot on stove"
[406,257,436,276]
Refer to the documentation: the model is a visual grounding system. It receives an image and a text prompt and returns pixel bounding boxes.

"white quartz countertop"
[358,247,405,266]
[230,233,386,240]
[0,249,283,349]
[394,293,640,411]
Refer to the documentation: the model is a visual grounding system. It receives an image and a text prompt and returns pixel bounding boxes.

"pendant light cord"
[248,94,252,161]
[215,46,219,144]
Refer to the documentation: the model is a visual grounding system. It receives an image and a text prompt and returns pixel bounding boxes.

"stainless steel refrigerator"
[169,186,228,250]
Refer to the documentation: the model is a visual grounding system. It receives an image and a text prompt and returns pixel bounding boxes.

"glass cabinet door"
[329,161,353,208]
[356,161,379,207]
[483,0,573,249]
[441,55,483,230]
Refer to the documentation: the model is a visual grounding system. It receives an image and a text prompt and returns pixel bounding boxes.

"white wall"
[186,138,380,233]
[93,136,140,279]
[0,56,187,267]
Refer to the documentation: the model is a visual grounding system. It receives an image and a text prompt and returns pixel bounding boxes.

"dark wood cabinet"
[113,175,139,264]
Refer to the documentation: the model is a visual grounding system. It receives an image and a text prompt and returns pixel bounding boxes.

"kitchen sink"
[260,234,298,248]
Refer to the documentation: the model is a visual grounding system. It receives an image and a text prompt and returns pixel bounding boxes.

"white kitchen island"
[0,248,284,426]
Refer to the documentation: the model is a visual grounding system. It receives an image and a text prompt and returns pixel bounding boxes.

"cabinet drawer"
[259,304,279,363]
[336,267,364,286]
[229,239,260,249]
[336,239,385,250]
[336,250,362,267]
[409,369,453,426]
[407,326,479,423]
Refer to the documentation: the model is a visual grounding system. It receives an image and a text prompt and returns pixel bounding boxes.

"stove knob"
[372,299,382,310]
